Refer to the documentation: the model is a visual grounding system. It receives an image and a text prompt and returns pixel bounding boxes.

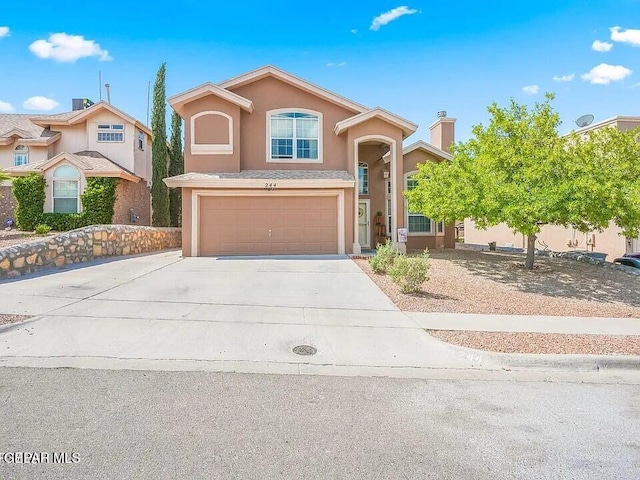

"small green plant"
[369,240,398,274]
[388,249,430,294]
[34,224,52,235]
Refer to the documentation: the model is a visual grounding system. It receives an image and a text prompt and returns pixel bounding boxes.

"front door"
[358,200,370,248]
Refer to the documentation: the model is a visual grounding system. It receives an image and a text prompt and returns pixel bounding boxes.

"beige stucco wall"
[231,76,355,171]
[53,123,88,155]
[181,95,241,173]
[0,143,50,169]
[464,219,631,260]
[132,130,152,182]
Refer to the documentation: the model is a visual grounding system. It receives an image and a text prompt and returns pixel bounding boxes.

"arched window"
[358,162,368,195]
[52,164,80,214]
[14,145,28,166]
[268,110,322,163]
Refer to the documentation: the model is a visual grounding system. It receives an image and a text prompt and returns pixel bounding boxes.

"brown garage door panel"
[199,195,339,256]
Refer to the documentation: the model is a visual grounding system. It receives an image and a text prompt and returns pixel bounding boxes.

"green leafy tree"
[168,111,184,227]
[151,62,170,227]
[406,93,640,269]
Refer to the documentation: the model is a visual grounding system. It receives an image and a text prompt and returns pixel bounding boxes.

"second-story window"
[14,145,28,166]
[138,131,145,150]
[269,111,320,162]
[97,124,124,142]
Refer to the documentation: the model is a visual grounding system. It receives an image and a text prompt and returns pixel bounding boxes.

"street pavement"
[0,367,638,480]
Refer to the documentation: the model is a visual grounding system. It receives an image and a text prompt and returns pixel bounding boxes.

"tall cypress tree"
[151,62,170,226]
[168,110,184,227]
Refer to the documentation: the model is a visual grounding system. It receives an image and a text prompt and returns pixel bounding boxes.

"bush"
[12,174,45,230]
[34,224,52,235]
[12,174,118,232]
[388,250,431,294]
[369,240,399,274]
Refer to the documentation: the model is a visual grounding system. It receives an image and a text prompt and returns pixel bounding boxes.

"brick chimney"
[429,112,456,153]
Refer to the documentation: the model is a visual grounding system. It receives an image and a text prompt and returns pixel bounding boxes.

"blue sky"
[1,1,639,142]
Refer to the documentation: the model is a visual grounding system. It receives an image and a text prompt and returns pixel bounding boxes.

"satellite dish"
[575,114,594,128]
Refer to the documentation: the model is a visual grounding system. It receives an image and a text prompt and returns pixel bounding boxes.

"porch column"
[392,140,406,254]
[352,138,361,255]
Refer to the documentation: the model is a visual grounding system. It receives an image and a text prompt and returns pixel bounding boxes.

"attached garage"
[164,170,354,257]
[199,194,338,256]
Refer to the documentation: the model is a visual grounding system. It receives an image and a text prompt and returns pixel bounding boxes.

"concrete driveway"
[0,251,488,375]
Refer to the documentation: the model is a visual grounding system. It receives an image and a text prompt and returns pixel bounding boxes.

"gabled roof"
[218,65,368,114]
[5,151,140,182]
[168,82,254,112]
[29,102,152,136]
[400,140,452,161]
[334,107,418,138]
[0,114,62,146]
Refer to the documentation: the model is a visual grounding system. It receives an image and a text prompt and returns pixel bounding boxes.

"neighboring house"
[464,116,640,258]
[0,101,152,226]
[165,65,455,256]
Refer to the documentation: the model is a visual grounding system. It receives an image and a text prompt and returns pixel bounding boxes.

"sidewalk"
[407,312,640,336]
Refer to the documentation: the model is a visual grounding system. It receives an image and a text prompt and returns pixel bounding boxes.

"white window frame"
[190,111,233,155]
[97,124,124,143]
[404,171,433,236]
[266,108,323,164]
[52,164,81,214]
[14,145,28,166]
[138,130,145,151]
[358,162,369,195]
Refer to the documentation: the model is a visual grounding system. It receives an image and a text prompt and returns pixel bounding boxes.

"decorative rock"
[0,225,181,280]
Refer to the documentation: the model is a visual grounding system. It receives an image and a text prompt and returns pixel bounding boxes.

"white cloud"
[326,61,347,67]
[591,40,613,52]
[370,6,418,31]
[553,73,575,82]
[581,63,632,84]
[29,33,112,62]
[0,100,14,112]
[23,96,60,111]
[350,29,359,35]
[522,85,539,95]
[610,26,640,47]
[0,26,9,38]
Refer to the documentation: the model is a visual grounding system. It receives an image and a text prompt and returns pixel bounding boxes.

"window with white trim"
[97,124,124,142]
[14,145,28,166]
[138,130,145,150]
[52,164,80,214]
[358,162,368,195]
[406,175,432,234]
[269,112,319,161]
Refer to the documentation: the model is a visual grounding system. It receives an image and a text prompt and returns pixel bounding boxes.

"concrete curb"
[478,349,640,372]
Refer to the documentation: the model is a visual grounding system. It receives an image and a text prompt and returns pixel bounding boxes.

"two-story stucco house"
[165,65,455,256]
[464,116,640,259]
[0,101,152,226]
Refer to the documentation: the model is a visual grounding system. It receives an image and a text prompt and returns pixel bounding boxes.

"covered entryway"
[199,195,338,256]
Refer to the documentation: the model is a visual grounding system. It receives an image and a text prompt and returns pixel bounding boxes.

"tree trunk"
[525,234,537,270]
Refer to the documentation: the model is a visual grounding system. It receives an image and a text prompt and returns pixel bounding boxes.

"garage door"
[199,195,338,256]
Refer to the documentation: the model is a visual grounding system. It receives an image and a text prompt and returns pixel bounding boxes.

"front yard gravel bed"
[427,330,640,355]
[0,314,31,326]
[354,249,640,318]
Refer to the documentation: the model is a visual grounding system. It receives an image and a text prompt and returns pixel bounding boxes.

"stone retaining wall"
[0,225,181,280]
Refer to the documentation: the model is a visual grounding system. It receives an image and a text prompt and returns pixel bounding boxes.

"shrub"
[12,175,118,232]
[369,240,399,274]
[34,224,52,235]
[388,250,431,294]
[12,174,45,230]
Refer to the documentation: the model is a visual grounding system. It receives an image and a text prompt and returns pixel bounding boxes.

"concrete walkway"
[0,251,491,376]
[408,312,640,335]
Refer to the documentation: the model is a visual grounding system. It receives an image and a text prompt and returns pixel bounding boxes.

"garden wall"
[0,225,181,279]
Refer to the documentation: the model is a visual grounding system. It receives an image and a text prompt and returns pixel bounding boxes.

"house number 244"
[264,183,277,191]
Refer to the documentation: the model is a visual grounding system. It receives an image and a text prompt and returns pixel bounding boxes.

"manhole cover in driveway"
[293,345,317,356]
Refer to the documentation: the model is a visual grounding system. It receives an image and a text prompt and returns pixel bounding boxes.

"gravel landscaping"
[427,330,640,356]
[355,249,640,318]
[0,314,31,326]
[0,230,51,249]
